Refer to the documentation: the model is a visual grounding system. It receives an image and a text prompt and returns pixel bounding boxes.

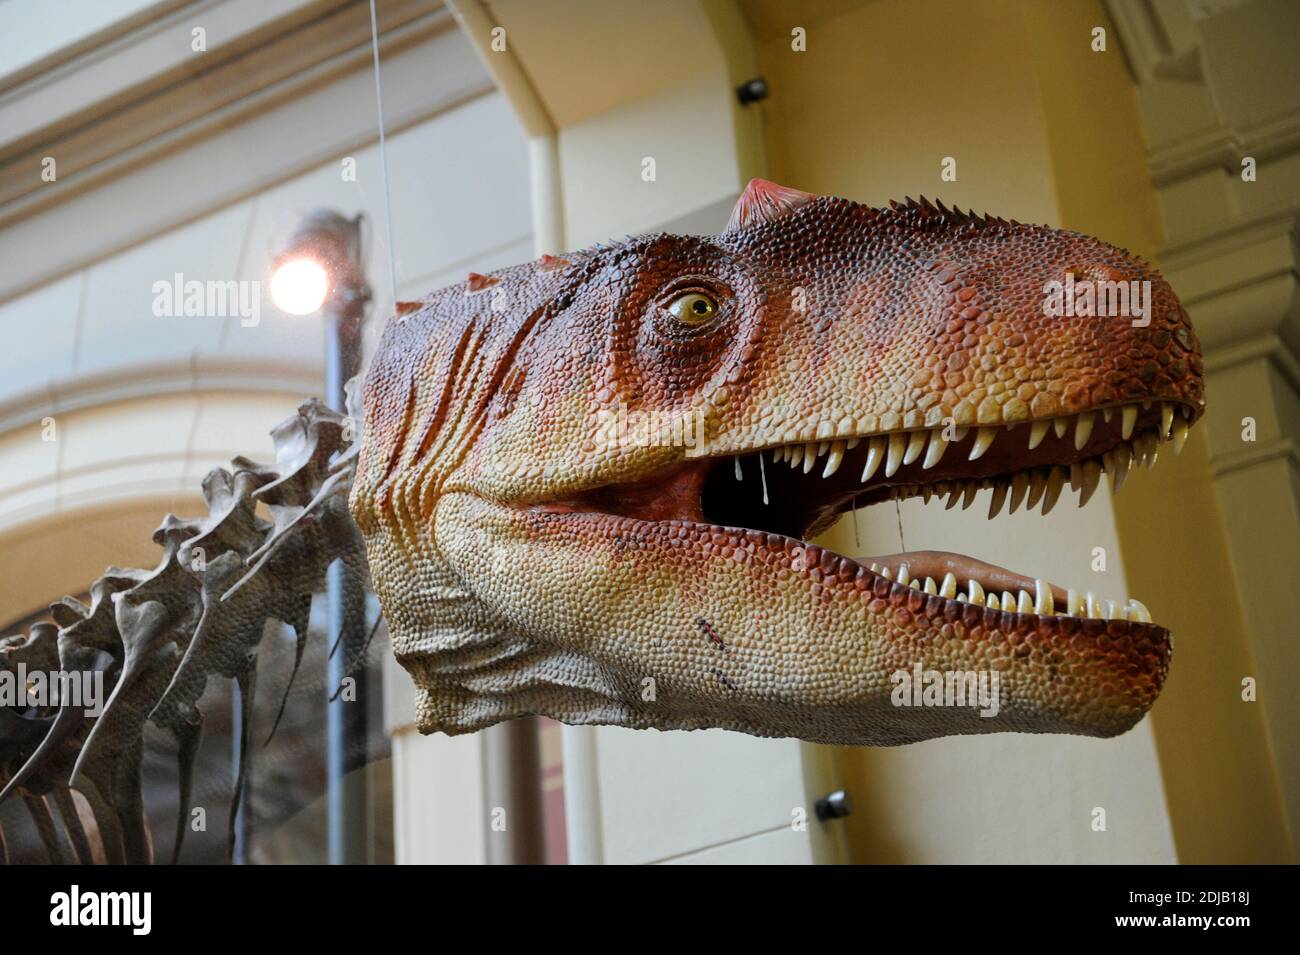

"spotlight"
[269,257,330,315]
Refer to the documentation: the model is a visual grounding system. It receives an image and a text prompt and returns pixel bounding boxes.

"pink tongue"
[863,550,1068,605]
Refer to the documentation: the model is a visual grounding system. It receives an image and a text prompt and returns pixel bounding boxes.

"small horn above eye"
[466,272,500,293]
[725,178,817,233]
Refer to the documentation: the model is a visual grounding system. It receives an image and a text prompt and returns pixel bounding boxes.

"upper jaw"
[699,397,1198,542]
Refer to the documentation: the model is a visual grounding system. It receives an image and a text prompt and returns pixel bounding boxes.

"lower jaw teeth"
[867,563,1152,622]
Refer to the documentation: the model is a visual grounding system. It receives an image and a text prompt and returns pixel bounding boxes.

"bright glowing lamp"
[270,257,330,315]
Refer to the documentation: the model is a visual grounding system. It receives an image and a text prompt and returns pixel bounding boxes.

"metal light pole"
[272,210,371,864]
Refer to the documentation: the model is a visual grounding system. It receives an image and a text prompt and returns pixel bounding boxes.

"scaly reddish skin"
[351,180,1202,745]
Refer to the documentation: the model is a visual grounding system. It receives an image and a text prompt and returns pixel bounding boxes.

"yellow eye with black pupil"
[666,292,717,326]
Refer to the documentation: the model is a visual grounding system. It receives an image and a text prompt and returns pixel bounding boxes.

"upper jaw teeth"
[866,562,1153,623]
[746,401,1192,513]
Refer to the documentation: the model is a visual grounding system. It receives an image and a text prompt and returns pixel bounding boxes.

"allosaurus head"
[352,179,1203,745]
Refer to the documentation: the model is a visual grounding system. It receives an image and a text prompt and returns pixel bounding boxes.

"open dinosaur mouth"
[559,399,1197,629]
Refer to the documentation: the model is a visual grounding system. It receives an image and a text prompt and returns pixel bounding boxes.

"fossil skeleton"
[0,390,367,863]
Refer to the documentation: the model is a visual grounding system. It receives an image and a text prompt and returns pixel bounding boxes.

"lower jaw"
[532,499,1164,637]
[509,503,1172,741]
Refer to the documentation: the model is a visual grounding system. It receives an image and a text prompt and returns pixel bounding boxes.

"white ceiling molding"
[0,0,192,92]
[0,0,493,305]
[0,355,325,438]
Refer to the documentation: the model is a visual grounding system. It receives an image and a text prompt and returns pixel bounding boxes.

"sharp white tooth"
[1085,592,1101,618]
[774,445,785,463]
[1104,599,1118,620]
[1041,467,1066,514]
[909,578,920,589]
[986,593,1000,611]
[1008,471,1029,513]
[1034,578,1054,615]
[1139,432,1159,469]
[940,573,957,598]
[924,576,938,595]
[1067,588,1082,617]
[881,566,893,580]
[897,563,911,586]
[1027,419,1050,450]
[951,426,969,442]
[1127,598,1152,623]
[1102,406,1113,423]
[1133,433,1154,467]
[1171,417,1189,455]
[1121,405,1137,440]
[956,593,968,603]
[1074,411,1095,450]
[1026,469,1047,509]
[1115,602,1130,621]
[1110,444,1132,493]
[734,456,743,480]
[968,580,985,606]
[846,437,861,450]
[885,432,907,477]
[822,440,845,478]
[1053,416,1069,439]
[1017,590,1034,614]
[961,481,979,509]
[922,429,948,469]
[987,481,1008,518]
[1078,459,1102,507]
[870,563,881,572]
[862,437,886,481]
[903,430,926,466]
[968,426,997,461]
[1160,402,1174,438]
[802,442,819,473]
[818,441,830,456]
[1001,591,1016,612]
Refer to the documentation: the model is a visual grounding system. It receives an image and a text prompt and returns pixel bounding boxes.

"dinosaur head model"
[352,179,1203,746]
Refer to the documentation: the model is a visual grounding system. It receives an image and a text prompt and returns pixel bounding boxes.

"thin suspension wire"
[368,0,399,305]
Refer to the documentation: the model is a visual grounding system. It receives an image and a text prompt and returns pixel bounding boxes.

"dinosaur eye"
[665,291,718,327]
